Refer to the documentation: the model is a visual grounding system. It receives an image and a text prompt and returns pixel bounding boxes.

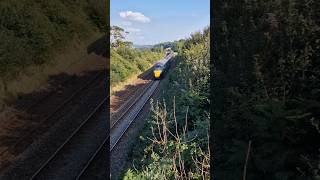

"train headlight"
[154,70,161,78]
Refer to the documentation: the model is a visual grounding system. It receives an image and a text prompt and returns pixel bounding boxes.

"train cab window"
[155,63,164,69]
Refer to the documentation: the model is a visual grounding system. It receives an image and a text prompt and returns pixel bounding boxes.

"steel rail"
[75,135,108,180]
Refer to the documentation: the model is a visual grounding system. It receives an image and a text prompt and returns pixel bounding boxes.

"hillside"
[111,48,162,87]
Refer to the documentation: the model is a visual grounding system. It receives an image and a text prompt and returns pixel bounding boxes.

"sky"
[110,0,210,45]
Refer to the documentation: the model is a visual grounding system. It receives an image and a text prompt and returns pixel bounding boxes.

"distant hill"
[133,44,153,50]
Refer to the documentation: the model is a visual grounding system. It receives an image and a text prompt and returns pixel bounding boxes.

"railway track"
[29,96,108,179]
[76,80,159,179]
[2,66,159,179]
[0,54,172,179]
[110,79,152,125]
[0,71,105,169]
[110,80,159,151]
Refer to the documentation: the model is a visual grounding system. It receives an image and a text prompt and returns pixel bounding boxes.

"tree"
[110,25,129,48]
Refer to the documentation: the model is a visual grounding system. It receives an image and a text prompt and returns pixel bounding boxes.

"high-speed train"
[153,52,174,80]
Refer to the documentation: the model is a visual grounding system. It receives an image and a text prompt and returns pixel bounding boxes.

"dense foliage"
[123,27,210,179]
[0,0,107,90]
[213,0,320,179]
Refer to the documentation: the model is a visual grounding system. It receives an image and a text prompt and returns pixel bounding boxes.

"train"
[165,47,172,56]
[153,49,174,80]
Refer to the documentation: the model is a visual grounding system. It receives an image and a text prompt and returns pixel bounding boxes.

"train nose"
[154,70,161,78]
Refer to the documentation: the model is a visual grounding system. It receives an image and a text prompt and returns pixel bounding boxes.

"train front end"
[154,69,161,79]
[153,63,163,80]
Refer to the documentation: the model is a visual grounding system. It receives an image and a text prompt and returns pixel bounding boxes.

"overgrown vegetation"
[110,26,162,87]
[123,27,210,179]
[0,0,108,107]
[213,1,320,179]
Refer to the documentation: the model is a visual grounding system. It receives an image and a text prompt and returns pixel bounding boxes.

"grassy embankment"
[122,27,210,179]
[0,0,107,110]
[110,47,163,94]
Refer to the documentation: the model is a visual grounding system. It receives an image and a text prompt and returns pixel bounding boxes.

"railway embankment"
[0,36,108,178]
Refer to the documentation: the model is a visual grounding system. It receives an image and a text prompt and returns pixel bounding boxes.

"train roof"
[155,58,169,66]
[154,53,173,67]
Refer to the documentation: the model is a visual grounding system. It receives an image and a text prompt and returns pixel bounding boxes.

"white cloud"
[119,11,150,23]
[126,27,141,33]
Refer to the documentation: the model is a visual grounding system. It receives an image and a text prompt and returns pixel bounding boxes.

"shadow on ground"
[137,66,155,81]
[87,35,108,58]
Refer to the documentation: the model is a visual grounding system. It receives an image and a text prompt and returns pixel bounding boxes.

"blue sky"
[111,0,210,45]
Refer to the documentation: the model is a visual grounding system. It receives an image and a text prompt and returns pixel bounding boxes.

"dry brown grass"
[110,74,142,95]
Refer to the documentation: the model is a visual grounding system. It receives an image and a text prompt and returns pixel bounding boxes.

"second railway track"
[0,70,107,179]
[30,96,108,180]
[0,71,105,160]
